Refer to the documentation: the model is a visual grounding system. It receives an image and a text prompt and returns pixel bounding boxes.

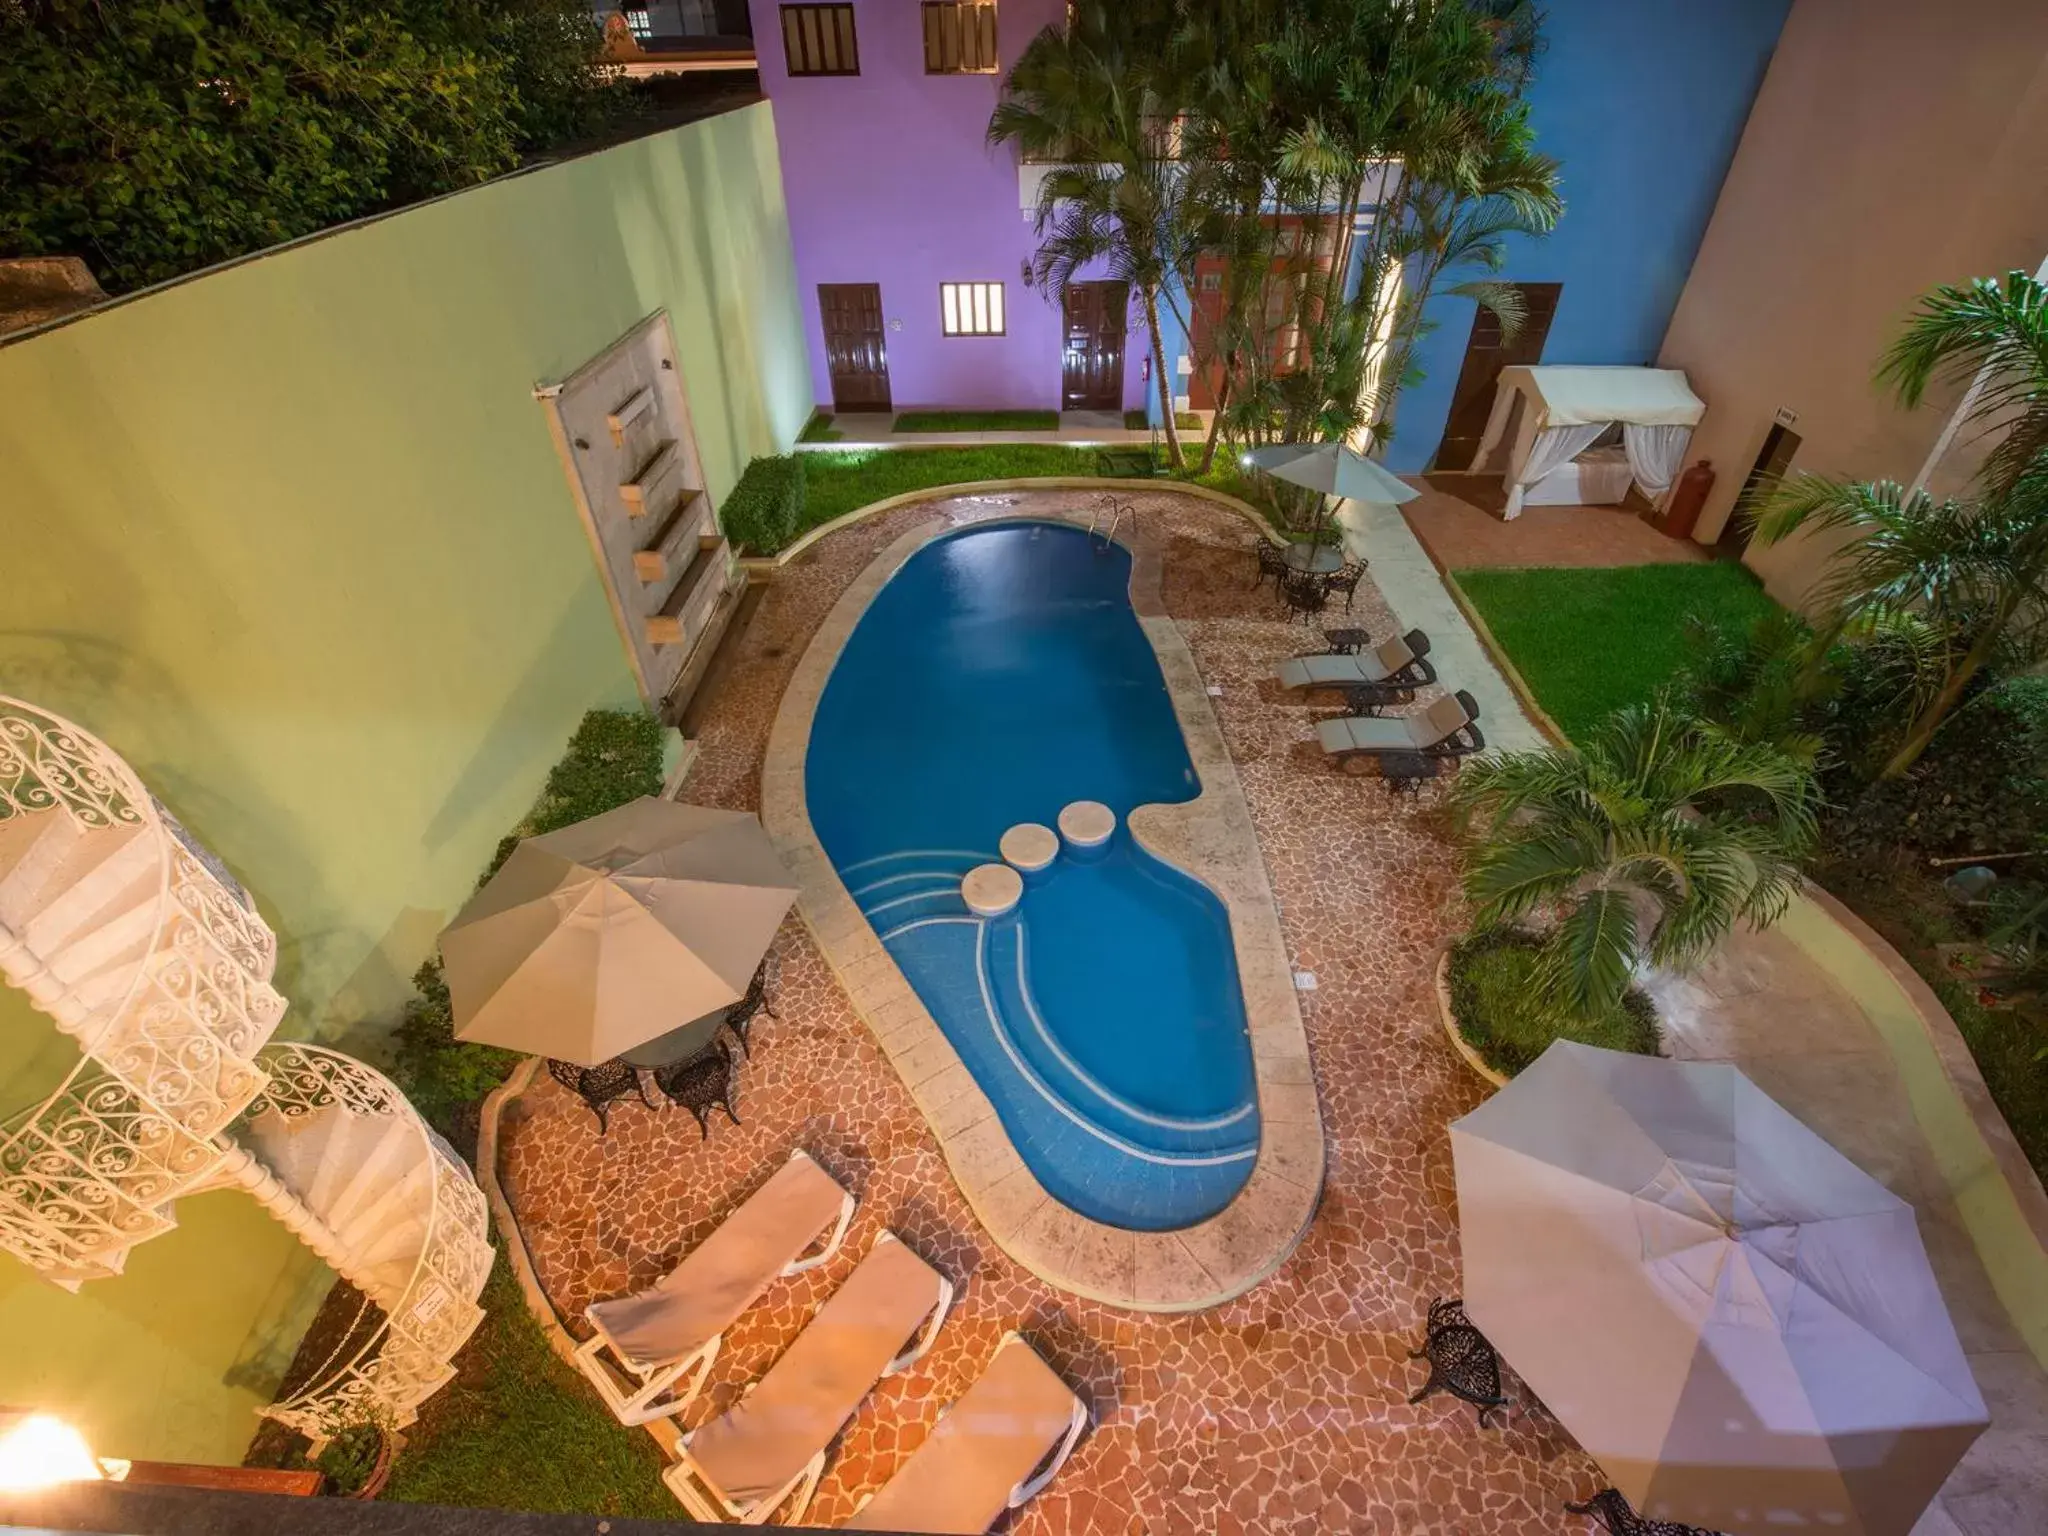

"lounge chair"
[1317,691,1484,775]
[1275,629,1434,693]
[573,1149,855,1426]
[663,1232,955,1524]
[844,1332,1089,1534]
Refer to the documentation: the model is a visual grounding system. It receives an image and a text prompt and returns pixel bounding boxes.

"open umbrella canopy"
[1451,1042,1986,1536]
[440,797,798,1066]
[1243,442,1420,504]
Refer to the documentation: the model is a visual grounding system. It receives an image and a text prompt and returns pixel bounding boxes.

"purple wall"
[749,0,1149,415]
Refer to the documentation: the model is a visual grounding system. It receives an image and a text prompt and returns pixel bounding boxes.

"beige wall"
[1657,0,2048,610]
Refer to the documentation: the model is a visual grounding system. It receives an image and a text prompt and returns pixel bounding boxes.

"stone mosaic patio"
[498,487,1606,1532]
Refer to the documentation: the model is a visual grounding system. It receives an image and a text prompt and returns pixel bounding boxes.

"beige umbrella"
[441,797,798,1065]
[1450,1041,1986,1536]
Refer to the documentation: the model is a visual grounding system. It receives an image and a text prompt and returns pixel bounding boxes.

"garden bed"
[1443,929,1660,1080]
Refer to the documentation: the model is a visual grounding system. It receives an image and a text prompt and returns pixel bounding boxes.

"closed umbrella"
[440,797,798,1066]
[1450,1041,1987,1536]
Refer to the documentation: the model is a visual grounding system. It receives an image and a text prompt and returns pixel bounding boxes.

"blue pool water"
[806,521,1259,1230]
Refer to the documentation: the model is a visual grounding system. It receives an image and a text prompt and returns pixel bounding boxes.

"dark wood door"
[1719,423,1802,554]
[1431,282,1562,471]
[818,283,891,412]
[1062,281,1129,411]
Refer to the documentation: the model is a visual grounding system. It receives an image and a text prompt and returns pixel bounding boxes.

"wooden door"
[818,283,891,411]
[1719,423,1802,554]
[1062,281,1128,411]
[1431,282,1562,471]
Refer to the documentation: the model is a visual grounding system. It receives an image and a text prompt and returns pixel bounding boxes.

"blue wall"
[1384,0,1790,471]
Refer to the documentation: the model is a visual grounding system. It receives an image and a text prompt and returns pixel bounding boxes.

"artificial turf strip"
[892,409,1059,432]
[1453,562,1782,743]
[1124,409,1202,430]
[383,1258,675,1518]
[798,411,841,442]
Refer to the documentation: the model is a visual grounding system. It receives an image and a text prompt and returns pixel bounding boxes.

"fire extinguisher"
[1661,460,1715,542]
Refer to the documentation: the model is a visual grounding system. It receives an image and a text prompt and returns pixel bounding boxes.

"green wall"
[0,102,811,1462]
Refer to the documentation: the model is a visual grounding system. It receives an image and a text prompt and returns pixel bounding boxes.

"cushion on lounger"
[846,1338,1083,1533]
[1315,715,1413,755]
[1372,634,1415,676]
[586,1151,846,1369]
[687,1237,944,1509]
[1411,694,1471,747]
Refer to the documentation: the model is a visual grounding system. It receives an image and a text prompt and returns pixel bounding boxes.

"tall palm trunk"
[1144,284,1186,469]
[1197,365,1234,474]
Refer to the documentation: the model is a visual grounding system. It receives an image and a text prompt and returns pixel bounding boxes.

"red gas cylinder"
[1660,459,1715,542]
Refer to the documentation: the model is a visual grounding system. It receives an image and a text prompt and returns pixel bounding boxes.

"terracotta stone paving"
[1406,477,1706,571]
[497,489,1603,1532]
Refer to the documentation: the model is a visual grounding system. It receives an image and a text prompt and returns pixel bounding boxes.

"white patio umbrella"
[1242,441,1421,504]
[1450,1041,1987,1536]
[439,797,798,1066]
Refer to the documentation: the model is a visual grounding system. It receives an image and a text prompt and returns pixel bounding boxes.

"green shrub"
[718,454,808,554]
[1447,928,1661,1077]
[387,708,667,1137]
[1822,677,2048,859]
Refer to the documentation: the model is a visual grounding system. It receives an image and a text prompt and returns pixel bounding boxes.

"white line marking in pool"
[853,869,975,897]
[971,924,1257,1170]
[864,886,969,917]
[877,916,982,943]
[1011,925,1255,1134]
[839,848,988,875]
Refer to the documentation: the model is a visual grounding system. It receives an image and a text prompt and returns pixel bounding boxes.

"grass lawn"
[797,445,1110,532]
[1454,562,1781,742]
[892,409,1059,432]
[1125,409,1203,431]
[384,1258,675,1518]
[798,411,840,443]
[1448,928,1660,1077]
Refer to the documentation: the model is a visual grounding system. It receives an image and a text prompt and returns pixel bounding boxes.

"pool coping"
[760,498,1325,1311]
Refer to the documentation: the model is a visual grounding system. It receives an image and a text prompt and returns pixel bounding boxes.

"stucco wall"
[0,102,810,1463]
[1384,0,1789,472]
[750,0,1147,415]
[1656,0,2048,609]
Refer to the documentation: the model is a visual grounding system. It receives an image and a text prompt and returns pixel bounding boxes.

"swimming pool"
[806,521,1260,1230]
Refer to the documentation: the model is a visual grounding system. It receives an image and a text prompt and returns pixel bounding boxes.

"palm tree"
[1878,269,2048,498]
[1451,700,1818,1018]
[1752,462,2048,777]
[989,1,1196,467]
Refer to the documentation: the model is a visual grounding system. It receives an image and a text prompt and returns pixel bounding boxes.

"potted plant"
[282,1405,398,1499]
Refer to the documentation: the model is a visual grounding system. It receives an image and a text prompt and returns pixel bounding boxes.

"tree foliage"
[1451,699,1818,1018]
[0,0,632,293]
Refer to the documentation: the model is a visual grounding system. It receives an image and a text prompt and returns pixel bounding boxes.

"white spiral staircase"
[0,697,492,1440]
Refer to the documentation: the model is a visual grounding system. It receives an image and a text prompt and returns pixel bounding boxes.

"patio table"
[1282,543,1344,574]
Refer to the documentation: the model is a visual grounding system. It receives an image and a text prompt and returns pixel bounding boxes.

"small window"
[623,9,653,42]
[923,2,998,74]
[781,4,859,76]
[940,282,1005,337]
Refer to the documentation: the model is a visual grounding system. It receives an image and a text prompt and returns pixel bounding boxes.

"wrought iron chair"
[1321,559,1368,611]
[1279,568,1330,623]
[1408,1296,1509,1426]
[653,1038,739,1138]
[547,1058,656,1135]
[723,958,779,1059]
[1566,1488,1725,1536]
[1252,540,1290,591]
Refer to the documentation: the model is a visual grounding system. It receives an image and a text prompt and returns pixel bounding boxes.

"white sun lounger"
[663,1232,955,1524]
[845,1333,1089,1534]
[573,1149,854,1426]
[1274,631,1426,691]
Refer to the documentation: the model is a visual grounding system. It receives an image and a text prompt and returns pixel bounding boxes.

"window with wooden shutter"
[940,282,1005,337]
[781,4,859,76]
[922,2,998,74]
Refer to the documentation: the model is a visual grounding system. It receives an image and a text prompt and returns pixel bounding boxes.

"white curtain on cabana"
[1472,366,1707,520]
[1507,423,1607,519]
[1621,422,1693,503]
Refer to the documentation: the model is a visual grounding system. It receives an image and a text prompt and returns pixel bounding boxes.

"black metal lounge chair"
[1317,690,1484,775]
[547,1058,656,1135]
[1276,629,1435,694]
